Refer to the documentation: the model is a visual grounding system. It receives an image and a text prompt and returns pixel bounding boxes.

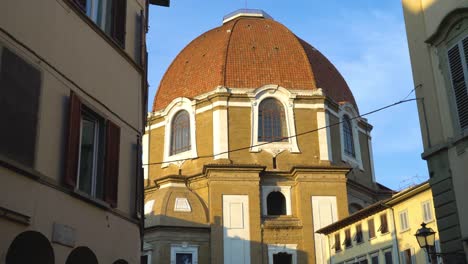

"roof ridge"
[222,18,242,87]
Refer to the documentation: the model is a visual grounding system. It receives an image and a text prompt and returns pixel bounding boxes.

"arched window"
[170,110,191,155]
[343,115,355,157]
[258,98,287,142]
[6,231,54,264]
[267,191,286,215]
[66,246,98,264]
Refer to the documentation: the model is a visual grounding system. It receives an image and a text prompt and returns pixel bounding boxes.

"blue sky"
[146,0,428,191]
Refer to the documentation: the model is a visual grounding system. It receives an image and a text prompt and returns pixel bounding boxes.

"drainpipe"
[382,204,401,264]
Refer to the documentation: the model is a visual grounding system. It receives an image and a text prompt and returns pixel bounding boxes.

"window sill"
[262,216,302,229]
[423,219,435,224]
[63,0,143,73]
[162,149,198,168]
[399,228,411,234]
[380,231,390,236]
[72,190,110,209]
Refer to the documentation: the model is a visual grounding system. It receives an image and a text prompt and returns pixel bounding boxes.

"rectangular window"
[371,253,379,264]
[334,233,341,252]
[358,256,368,264]
[170,246,198,264]
[355,224,363,243]
[399,210,409,231]
[379,213,389,234]
[77,108,105,199]
[64,92,120,207]
[400,249,414,264]
[344,228,352,248]
[422,200,434,223]
[368,218,376,239]
[447,35,468,131]
[71,0,127,48]
[0,47,41,167]
[384,250,393,264]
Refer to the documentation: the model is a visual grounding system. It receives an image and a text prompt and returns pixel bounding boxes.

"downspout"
[383,204,401,264]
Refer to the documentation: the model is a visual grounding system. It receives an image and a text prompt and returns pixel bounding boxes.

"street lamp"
[415,223,437,263]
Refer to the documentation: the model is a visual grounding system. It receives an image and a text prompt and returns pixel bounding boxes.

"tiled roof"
[153,16,357,111]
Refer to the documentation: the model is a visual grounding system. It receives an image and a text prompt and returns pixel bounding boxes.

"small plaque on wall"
[52,222,76,247]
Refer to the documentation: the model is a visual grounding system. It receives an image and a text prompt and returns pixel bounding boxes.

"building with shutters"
[317,182,440,264]
[401,1,468,262]
[0,0,167,263]
[143,9,394,264]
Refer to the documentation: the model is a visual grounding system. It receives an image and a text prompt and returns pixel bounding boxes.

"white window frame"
[248,85,300,154]
[162,98,198,168]
[383,247,395,264]
[170,244,198,264]
[262,186,292,216]
[76,107,104,199]
[421,200,434,223]
[268,244,297,264]
[142,242,153,264]
[369,251,379,264]
[174,197,191,212]
[84,0,109,29]
[339,103,363,170]
[399,210,409,232]
[400,248,415,264]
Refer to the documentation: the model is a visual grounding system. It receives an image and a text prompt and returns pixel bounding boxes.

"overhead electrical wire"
[143,97,419,166]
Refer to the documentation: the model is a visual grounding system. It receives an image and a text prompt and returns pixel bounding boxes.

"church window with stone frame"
[266,191,287,215]
[170,110,191,155]
[342,115,355,157]
[258,98,287,142]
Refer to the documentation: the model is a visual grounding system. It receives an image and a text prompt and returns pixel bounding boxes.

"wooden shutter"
[64,92,82,188]
[0,47,41,167]
[448,38,468,130]
[135,136,143,219]
[111,0,127,48]
[104,120,121,208]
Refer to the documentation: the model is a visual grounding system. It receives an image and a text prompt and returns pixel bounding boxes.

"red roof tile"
[153,17,357,111]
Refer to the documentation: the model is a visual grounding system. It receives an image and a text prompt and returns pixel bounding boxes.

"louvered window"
[258,98,287,142]
[334,233,341,252]
[170,110,191,155]
[447,35,468,131]
[71,0,127,48]
[344,228,352,248]
[368,218,376,238]
[343,115,355,157]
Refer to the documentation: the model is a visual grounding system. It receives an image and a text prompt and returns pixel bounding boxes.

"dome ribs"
[153,16,357,112]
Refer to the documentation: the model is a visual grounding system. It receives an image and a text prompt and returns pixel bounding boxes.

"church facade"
[143,10,392,264]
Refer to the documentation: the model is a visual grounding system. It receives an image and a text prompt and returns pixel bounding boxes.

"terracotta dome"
[153,10,356,111]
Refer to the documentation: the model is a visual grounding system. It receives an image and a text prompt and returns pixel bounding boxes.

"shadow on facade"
[144,215,309,264]
[3,230,129,264]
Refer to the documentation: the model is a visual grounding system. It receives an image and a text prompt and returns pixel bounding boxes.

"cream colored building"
[0,0,167,263]
[143,9,393,264]
[317,182,441,264]
[401,0,468,262]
